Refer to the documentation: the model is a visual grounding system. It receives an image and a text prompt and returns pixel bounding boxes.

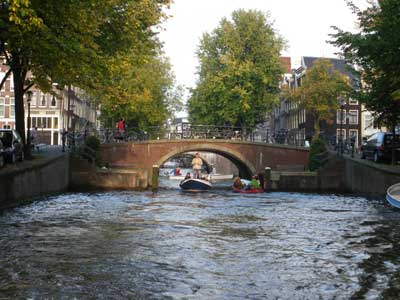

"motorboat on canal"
[386,183,400,208]
[179,178,212,192]
[171,173,233,181]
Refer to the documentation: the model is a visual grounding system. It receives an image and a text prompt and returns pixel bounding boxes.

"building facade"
[273,56,362,147]
[0,64,98,145]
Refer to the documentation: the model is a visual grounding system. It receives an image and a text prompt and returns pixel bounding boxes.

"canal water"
[0,184,400,299]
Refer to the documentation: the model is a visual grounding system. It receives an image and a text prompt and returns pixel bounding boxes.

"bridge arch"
[101,139,309,186]
[155,144,256,179]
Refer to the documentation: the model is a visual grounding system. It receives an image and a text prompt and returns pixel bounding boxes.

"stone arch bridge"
[101,139,309,184]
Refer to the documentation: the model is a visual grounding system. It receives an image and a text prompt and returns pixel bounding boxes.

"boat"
[179,178,212,192]
[210,174,234,181]
[232,178,264,193]
[386,183,400,208]
[232,185,264,194]
[170,174,233,181]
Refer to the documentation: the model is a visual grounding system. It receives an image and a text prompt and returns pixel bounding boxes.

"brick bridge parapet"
[101,139,309,183]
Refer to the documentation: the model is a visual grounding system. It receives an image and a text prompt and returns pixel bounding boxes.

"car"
[360,132,400,163]
[0,139,4,168]
[0,129,24,163]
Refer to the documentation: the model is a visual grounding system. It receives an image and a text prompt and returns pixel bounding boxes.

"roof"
[302,56,358,84]
[280,57,291,74]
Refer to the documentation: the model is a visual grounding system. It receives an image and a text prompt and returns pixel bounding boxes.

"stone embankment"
[269,154,400,197]
[69,155,148,191]
[0,153,69,210]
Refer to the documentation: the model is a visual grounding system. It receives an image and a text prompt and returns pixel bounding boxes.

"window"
[0,98,4,117]
[336,129,346,143]
[349,98,358,105]
[348,110,358,125]
[50,95,57,107]
[33,117,52,128]
[53,117,58,129]
[31,93,37,106]
[40,94,47,107]
[336,110,347,124]
[349,129,358,145]
[10,98,15,117]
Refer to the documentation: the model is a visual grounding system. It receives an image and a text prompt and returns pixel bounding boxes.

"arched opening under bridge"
[155,145,255,179]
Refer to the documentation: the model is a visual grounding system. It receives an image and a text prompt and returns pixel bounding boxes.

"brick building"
[273,56,362,147]
[0,63,98,145]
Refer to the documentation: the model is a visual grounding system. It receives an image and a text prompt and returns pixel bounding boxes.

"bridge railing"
[69,125,306,146]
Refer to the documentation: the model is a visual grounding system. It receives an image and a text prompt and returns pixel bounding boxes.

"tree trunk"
[13,68,26,145]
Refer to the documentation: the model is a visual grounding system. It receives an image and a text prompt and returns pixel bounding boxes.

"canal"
[0,185,400,299]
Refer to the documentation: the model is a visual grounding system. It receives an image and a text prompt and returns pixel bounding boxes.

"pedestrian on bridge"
[117,118,126,141]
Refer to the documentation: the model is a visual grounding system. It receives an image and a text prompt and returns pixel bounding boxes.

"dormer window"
[41,95,46,106]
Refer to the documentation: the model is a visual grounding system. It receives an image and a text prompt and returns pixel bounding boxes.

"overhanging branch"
[0,67,12,91]
[23,82,34,94]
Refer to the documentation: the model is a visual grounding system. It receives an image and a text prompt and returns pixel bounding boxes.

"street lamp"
[26,90,33,158]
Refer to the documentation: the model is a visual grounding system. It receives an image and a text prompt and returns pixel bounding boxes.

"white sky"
[159,0,365,90]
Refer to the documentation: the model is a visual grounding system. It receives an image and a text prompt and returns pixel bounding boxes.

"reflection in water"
[0,190,399,299]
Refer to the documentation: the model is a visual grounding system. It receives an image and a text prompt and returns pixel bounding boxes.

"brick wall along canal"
[0,190,399,299]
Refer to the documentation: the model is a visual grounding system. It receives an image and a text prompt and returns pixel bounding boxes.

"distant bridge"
[101,139,309,181]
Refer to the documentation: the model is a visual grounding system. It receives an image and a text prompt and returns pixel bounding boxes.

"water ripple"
[0,191,399,299]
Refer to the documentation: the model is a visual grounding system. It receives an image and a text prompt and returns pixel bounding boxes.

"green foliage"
[188,9,285,128]
[330,0,400,164]
[80,135,101,166]
[290,59,351,135]
[308,137,328,171]
[0,0,172,143]
[97,47,184,130]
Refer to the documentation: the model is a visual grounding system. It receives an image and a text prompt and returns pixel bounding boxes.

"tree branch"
[23,82,34,94]
[0,67,12,91]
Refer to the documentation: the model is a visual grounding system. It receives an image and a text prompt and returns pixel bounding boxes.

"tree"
[188,9,285,128]
[289,58,351,136]
[96,46,184,133]
[0,0,171,145]
[330,0,400,164]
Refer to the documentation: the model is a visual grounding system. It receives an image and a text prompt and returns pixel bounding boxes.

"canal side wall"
[270,155,399,197]
[69,156,148,191]
[269,155,348,193]
[0,153,69,209]
[344,157,400,197]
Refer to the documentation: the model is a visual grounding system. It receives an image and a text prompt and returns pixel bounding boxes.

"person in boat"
[249,175,260,190]
[232,176,245,189]
[174,167,181,176]
[192,152,203,179]
[184,172,191,180]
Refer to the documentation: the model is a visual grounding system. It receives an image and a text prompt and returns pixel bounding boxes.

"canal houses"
[272,56,362,147]
[0,62,98,145]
